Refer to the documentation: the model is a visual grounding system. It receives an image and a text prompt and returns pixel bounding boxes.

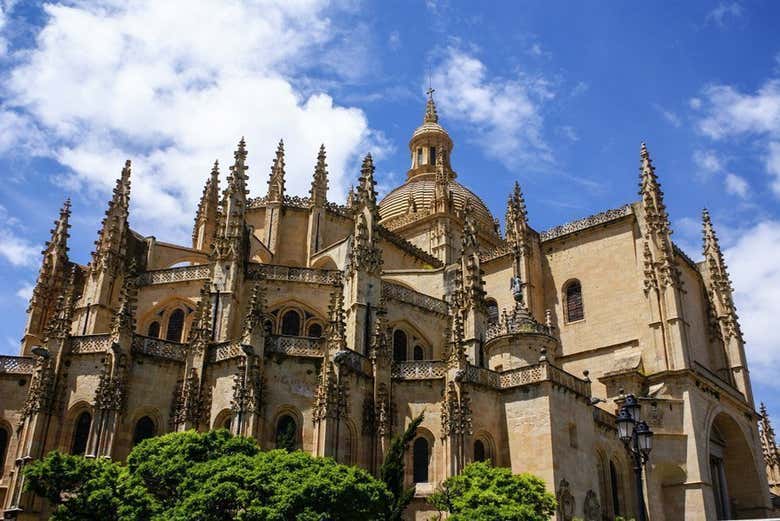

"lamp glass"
[636,421,653,454]
[616,408,634,443]
[623,394,641,422]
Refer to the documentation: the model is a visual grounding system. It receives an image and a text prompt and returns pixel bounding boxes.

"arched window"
[393,330,407,362]
[307,322,323,338]
[429,146,437,165]
[565,281,584,322]
[474,439,486,462]
[276,414,297,451]
[413,345,424,361]
[223,417,232,431]
[281,310,301,336]
[486,299,499,325]
[0,427,8,477]
[71,412,92,455]
[132,416,156,446]
[166,309,185,342]
[413,437,429,483]
[147,321,160,338]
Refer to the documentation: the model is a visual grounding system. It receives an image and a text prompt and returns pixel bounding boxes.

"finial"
[424,87,438,124]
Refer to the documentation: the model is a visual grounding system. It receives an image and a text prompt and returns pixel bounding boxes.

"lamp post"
[616,394,654,521]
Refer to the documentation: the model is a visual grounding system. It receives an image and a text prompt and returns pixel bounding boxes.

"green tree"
[379,413,424,521]
[429,461,557,521]
[24,429,392,521]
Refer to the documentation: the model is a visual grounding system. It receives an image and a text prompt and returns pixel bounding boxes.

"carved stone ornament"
[556,478,575,521]
[583,489,601,521]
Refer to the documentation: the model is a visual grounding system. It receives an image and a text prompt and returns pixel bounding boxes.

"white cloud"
[0,229,39,267]
[430,46,553,168]
[653,104,681,128]
[16,282,34,301]
[705,2,743,27]
[694,79,780,195]
[725,173,749,198]
[692,149,724,174]
[559,125,579,142]
[689,97,702,110]
[388,30,401,50]
[1,0,386,242]
[725,220,780,388]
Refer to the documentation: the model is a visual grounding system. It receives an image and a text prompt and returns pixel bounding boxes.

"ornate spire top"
[357,153,377,210]
[639,142,670,236]
[241,282,266,343]
[326,283,347,350]
[111,262,137,338]
[310,144,328,207]
[192,160,221,249]
[90,160,132,273]
[189,281,213,347]
[505,181,528,247]
[759,402,780,470]
[228,138,249,197]
[267,139,286,203]
[44,265,78,340]
[424,87,439,124]
[45,198,72,263]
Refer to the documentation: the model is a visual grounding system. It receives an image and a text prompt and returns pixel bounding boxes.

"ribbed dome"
[378,174,498,236]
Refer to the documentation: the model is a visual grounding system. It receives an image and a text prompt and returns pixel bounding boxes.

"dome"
[378,173,498,236]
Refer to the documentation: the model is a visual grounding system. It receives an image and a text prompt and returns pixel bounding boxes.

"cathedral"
[0,93,778,520]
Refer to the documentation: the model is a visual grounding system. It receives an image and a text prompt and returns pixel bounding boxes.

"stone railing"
[484,304,553,343]
[209,342,243,363]
[593,406,617,432]
[463,365,501,388]
[498,362,590,397]
[392,360,446,380]
[131,335,186,362]
[0,355,34,375]
[334,349,373,376]
[248,264,341,286]
[137,264,211,286]
[265,335,324,358]
[382,282,448,315]
[70,334,112,354]
[540,205,632,242]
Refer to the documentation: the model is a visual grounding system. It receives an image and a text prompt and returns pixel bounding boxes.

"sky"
[0,1,779,420]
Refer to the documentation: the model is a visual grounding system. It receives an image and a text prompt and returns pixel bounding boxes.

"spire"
[310,144,328,207]
[505,181,528,247]
[356,153,377,211]
[110,262,137,339]
[192,160,220,249]
[241,282,266,343]
[639,143,671,237]
[326,283,347,352]
[91,160,132,273]
[44,266,78,340]
[424,87,438,123]
[702,209,741,340]
[214,139,249,259]
[29,199,72,313]
[760,402,780,471]
[189,282,213,348]
[267,139,286,203]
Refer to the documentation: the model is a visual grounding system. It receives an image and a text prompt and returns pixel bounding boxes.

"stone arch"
[406,425,436,487]
[389,321,432,362]
[271,406,304,450]
[160,256,206,268]
[213,408,234,431]
[267,299,327,336]
[707,410,766,518]
[138,297,198,342]
[472,430,496,463]
[60,401,93,453]
[337,419,358,466]
[562,278,584,323]
[0,419,11,478]
[312,256,338,270]
[128,407,163,444]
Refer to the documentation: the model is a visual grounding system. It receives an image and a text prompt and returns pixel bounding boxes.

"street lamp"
[616,394,653,521]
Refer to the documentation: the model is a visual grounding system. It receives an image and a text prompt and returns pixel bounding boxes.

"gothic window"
[276,414,297,451]
[474,439,486,462]
[132,416,156,446]
[416,148,423,166]
[307,322,323,338]
[413,345,424,361]
[0,427,8,476]
[71,412,92,455]
[147,321,160,338]
[393,329,407,362]
[564,280,584,323]
[429,146,437,165]
[166,309,185,342]
[412,437,430,483]
[486,299,499,325]
[281,310,301,336]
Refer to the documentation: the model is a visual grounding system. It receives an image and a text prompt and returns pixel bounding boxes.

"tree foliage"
[429,461,557,521]
[379,413,424,521]
[24,429,392,521]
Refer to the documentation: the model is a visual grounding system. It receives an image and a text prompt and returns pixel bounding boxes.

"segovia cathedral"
[1,93,779,520]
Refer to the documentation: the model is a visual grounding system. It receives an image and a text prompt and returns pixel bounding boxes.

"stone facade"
[0,94,773,520]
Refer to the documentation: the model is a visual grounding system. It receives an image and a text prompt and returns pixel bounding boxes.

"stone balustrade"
[70,334,112,354]
[136,264,211,286]
[248,264,342,286]
[392,360,446,380]
[382,282,448,315]
[463,365,501,387]
[265,335,324,358]
[0,355,34,374]
[131,335,186,362]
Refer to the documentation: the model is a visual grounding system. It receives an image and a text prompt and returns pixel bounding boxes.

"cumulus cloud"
[430,46,553,169]
[1,0,386,242]
[692,149,724,175]
[15,282,34,301]
[653,104,681,128]
[694,78,780,196]
[725,220,780,387]
[0,205,39,267]
[724,173,749,198]
[705,2,743,27]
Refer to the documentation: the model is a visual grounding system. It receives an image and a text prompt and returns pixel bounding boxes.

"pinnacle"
[424,88,439,124]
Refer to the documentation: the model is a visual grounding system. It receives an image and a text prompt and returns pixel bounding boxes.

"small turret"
[267,139,286,203]
[310,144,329,208]
[192,161,220,250]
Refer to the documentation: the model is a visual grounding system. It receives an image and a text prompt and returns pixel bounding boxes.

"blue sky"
[1,1,779,419]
